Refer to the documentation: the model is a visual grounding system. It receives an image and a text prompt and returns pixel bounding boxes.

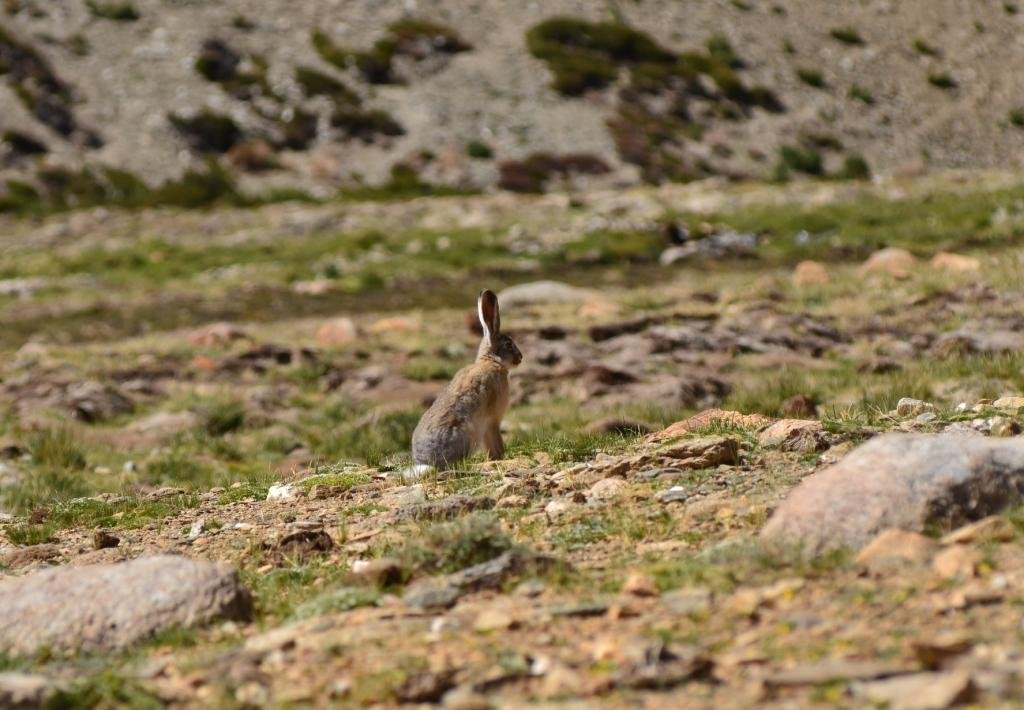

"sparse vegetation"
[829,27,865,46]
[796,67,826,88]
[498,151,610,193]
[313,19,471,85]
[86,0,139,21]
[912,38,940,57]
[837,154,871,181]
[169,110,243,154]
[848,83,875,104]
[465,139,493,159]
[928,71,956,89]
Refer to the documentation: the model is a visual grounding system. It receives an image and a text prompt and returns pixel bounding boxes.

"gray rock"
[761,434,1024,554]
[0,555,252,655]
[403,582,461,610]
[497,281,595,307]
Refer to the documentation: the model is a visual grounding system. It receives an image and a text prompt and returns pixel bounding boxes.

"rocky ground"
[3,172,1024,706]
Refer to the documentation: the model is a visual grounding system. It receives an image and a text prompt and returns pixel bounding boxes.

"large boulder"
[761,434,1024,554]
[0,555,251,655]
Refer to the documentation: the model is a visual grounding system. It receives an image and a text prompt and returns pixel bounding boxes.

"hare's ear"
[478,289,500,342]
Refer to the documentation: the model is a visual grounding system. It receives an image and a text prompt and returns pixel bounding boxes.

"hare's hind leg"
[484,422,504,460]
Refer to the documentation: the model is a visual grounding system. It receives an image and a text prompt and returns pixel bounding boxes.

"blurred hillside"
[2,0,1024,209]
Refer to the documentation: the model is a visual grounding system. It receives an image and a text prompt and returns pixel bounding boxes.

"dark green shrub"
[848,84,874,104]
[278,109,318,151]
[313,19,469,86]
[526,17,674,95]
[829,27,864,45]
[706,35,743,68]
[777,145,823,177]
[838,154,871,180]
[2,130,46,157]
[295,66,360,105]
[928,72,956,89]
[912,38,939,56]
[0,179,41,213]
[796,67,825,88]
[148,160,242,209]
[465,140,493,159]
[86,0,138,21]
[169,110,243,153]
[1009,109,1024,127]
[195,38,240,82]
[331,108,404,142]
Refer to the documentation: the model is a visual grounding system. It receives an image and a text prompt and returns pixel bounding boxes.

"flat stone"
[766,659,915,688]
[992,396,1024,410]
[0,555,251,655]
[932,546,980,579]
[2,544,60,569]
[941,515,1016,545]
[912,633,974,670]
[622,572,659,597]
[855,529,936,576]
[647,410,772,442]
[403,582,461,610]
[761,434,1024,554]
[792,260,829,286]
[658,436,739,469]
[854,671,975,710]
[0,672,59,706]
[588,477,628,500]
[859,247,918,279]
[930,252,980,273]
[662,587,712,616]
[315,317,360,346]
[758,419,826,452]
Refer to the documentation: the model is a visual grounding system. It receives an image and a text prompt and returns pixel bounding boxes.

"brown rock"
[931,545,979,579]
[588,477,628,500]
[473,608,517,632]
[648,410,772,442]
[858,247,918,279]
[940,515,1016,545]
[855,529,936,576]
[188,322,249,348]
[792,260,830,286]
[315,317,360,346]
[622,572,659,597]
[761,434,1024,554]
[0,555,252,654]
[766,659,915,688]
[930,252,980,273]
[659,436,739,468]
[912,632,973,670]
[757,419,826,452]
[367,317,418,334]
[856,671,975,710]
[2,544,60,569]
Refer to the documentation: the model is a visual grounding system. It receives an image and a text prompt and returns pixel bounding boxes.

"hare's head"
[476,289,522,368]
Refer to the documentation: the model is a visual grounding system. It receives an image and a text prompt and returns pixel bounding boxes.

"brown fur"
[411,289,521,469]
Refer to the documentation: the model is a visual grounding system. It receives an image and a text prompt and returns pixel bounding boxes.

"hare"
[411,289,522,470]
